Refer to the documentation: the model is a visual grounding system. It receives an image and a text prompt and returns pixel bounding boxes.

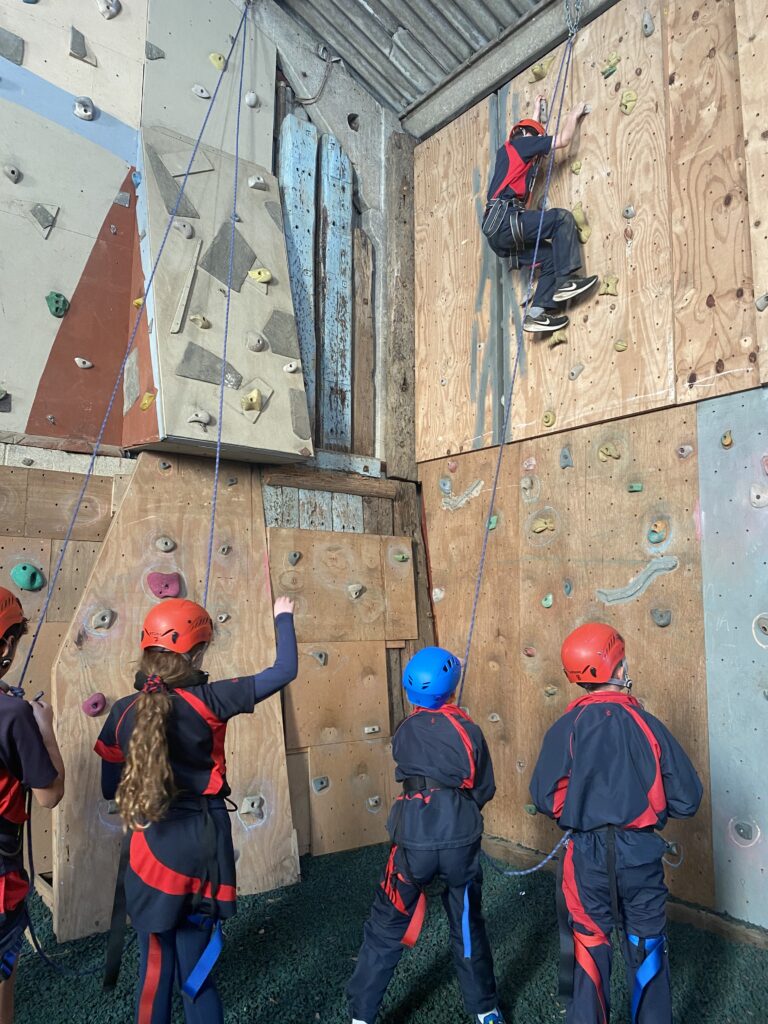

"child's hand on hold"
[31,697,55,735]
[274,596,295,618]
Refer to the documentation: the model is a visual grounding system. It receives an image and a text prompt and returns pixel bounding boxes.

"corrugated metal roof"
[275,0,547,113]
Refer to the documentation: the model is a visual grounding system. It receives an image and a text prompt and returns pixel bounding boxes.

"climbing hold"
[750,484,768,509]
[438,477,452,495]
[189,313,211,330]
[92,607,116,632]
[45,292,70,318]
[572,202,592,244]
[46,415,56,425]
[133,297,144,309]
[96,0,121,19]
[543,686,558,698]
[432,587,445,603]
[623,205,636,219]
[283,361,300,374]
[147,572,182,599]
[598,443,621,462]
[393,552,411,562]
[487,712,501,724]
[648,519,669,544]
[284,551,301,569]
[246,333,267,352]
[155,536,176,553]
[560,446,574,469]
[145,41,165,60]
[601,52,621,78]
[192,84,211,99]
[3,166,21,184]
[563,578,573,597]
[568,364,584,381]
[541,593,554,609]
[651,608,672,628]
[130,171,142,189]
[528,56,555,82]
[677,444,693,459]
[347,584,365,600]
[597,555,679,605]
[247,175,268,191]
[73,96,95,121]
[620,90,638,115]
[310,650,328,667]
[624,227,634,242]
[217,613,230,623]
[10,563,45,592]
[614,339,628,353]
[227,476,238,487]
[173,220,194,239]
[82,693,107,717]
[140,392,156,411]
[756,293,768,313]
[524,803,538,816]
[312,776,330,793]
[21,459,33,467]
[532,515,556,534]
[599,275,619,297]
[70,27,97,66]
[642,10,655,36]
[218,544,231,556]
[542,410,556,429]
[245,91,259,108]
[209,52,227,71]
[74,357,93,369]
[721,430,733,449]
[628,482,644,493]
[241,388,263,413]
[571,160,582,175]
[487,515,498,531]
[187,410,212,429]
[523,646,536,658]
[549,330,568,349]
[249,267,273,283]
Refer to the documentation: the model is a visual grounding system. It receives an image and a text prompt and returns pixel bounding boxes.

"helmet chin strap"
[615,658,632,691]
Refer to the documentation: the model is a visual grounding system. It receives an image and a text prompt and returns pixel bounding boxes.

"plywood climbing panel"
[52,453,297,942]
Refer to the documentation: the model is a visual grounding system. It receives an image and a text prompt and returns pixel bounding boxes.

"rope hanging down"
[457,21,580,706]
[15,5,249,690]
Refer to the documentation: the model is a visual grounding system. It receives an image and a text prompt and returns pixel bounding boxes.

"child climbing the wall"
[94,594,298,1024]
[0,588,65,1024]
[530,623,702,1024]
[482,97,598,334]
[347,647,504,1024]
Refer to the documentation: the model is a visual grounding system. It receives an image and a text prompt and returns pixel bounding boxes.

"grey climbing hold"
[145,146,200,220]
[192,84,211,99]
[245,91,259,108]
[310,650,328,667]
[524,804,538,816]
[217,613,230,623]
[0,391,11,414]
[0,27,25,66]
[642,10,655,36]
[348,584,365,600]
[173,220,194,239]
[259,310,300,358]
[74,357,93,369]
[199,223,256,292]
[155,536,176,552]
[246,333,267,353]
[283,361,300,374]
[91,608,116,630]
[439,477,452,495]
[218,544,232,556]
[488,713,501,723]
[188,410,211,429]
[145,41,165,60]
[21,457,33,466]
[175,342,243,390]
[597,556,679,605]
[677,444,694,459]
[114,191,131,207]
[69,27,96,65]
[3,166,21,184]
[290,390,312,440]
[560,447,574,469]
[312,776,330,793]
[442,479,483,512]
[159,460,172,471]
[623,205,636,220]
[28,204,58,237]
[651,608,672,628]
[227,476,238,487]
[248,174,268,191]
[568,364,584,381]
[756,293,768,313]
[96,0,121,19]
[110,225,117,235]
[750,483,768,509]
[288,551,302,566]
[73,97,95,121]
[189,314,211,330]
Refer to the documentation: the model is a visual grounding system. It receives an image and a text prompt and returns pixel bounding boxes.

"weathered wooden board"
[298,489,333,531]
[268,529,418,642]
[0,469,28,537]
[46,542,101,622]
[667,0,760,400]
[52,454,297,941]
[420,403,714,907]
[0,538,52,625]
[24,471,113,541]
[352,228,376,457]
[286,751,311,856]
[307,739,393,855]
[318,135,353,452]
[362,496,394,536]
[284,642,389,750]
[331,492,364,533]
[733,0,768,380]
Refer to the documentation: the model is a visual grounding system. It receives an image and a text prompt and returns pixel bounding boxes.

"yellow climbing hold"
[549,330,568,349]
[620,89,638,115]
[189,313,211,329]
[240,388,263,413]
[599,275,619,297]
[598,443,621,462]
[209,52,227,71]
[139,391,156,411]
[528,56,555,82]
[601,52,621,78]
[249,267,273,284]
[571,160,582,174]
[543,410,556,429]
[614,338,628,352]
[132,296,144,308]
[721,430,733,449]
[572,202,592,244]
[532,516,556,534]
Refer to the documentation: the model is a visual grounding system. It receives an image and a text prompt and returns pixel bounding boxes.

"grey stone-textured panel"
[145,144,200,220]
[290,389,311,440]
[123,348,140,413]
[114,191,131,207]
[145,41,165,60]
[0,393,12,414]
[260,310,300,359]
[0,27,24,66]
[265,201,283,230]
[199,223,255,293]
[159,148,214,177]
[28,204,58,236]
[175,342,243,390]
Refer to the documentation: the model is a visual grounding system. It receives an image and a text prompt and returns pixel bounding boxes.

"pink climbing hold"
[82,692,107,717]
[762,455,768,477]
[147,571,182,598]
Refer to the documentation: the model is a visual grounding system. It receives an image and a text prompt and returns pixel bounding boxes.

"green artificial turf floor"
[14,843,768,1023]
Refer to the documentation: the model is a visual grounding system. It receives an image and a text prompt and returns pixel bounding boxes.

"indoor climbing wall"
[420,404,715,908]
[51,453,298,942]
[268,528,418,855]
[414,0,763,462]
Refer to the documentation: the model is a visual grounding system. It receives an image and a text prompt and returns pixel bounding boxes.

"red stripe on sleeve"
[174,689,227,795]
[93,738,125,764]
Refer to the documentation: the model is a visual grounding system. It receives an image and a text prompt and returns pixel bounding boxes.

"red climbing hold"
[82,692,107,717]
[147,571,182,598]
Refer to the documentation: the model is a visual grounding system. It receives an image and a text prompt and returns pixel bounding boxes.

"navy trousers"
[492,207,582,308]
[135,923,223,1024]
[560,833,672,1024]
[347,841,498,1023]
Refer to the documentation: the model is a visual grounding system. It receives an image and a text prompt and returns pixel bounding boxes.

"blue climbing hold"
[10,563,45,592]
[439,477,452,496]
[131,171,142,189]
[563,578,573,597]
[560,446,573,469]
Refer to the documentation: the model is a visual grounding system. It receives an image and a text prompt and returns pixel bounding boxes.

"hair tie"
[142,674,168,694]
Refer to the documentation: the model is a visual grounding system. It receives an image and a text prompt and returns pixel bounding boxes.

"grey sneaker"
[523,311,569,333]
[552,274,599,303]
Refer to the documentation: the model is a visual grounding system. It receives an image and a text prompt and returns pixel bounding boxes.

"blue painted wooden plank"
[318,134,353,452]
[279,114,319,428]
[697,389,768,929]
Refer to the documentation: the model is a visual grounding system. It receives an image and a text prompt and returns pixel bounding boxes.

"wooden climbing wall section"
[52,454,297,942]
[420,404,715,907]
[414,0,764,461]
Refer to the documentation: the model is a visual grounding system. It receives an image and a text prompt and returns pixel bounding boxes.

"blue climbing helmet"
[403,646,461,710]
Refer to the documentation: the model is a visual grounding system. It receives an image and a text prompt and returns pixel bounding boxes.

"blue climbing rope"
[15,5,249,690]
[202,15,248,606]
[482,830,572,878]
[457,17,579,706]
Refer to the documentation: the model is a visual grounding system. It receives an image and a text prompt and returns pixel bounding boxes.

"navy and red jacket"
[530,691,702,832]
[386,704,495,851]
[487,134,553,203]
[94,612,297,932]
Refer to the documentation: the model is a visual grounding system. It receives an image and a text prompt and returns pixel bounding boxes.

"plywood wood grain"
[286,751,311,856]
[24,471,113,541]
[46,542,101,622]
[0,469,28,537]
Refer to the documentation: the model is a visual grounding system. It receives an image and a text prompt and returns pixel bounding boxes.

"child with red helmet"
[530,622,702,1024]
[94,594,297,1024]
[0,588,65,1024]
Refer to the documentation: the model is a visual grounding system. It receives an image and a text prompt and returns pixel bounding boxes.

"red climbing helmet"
[141,599,213,654]
[511,118,545,138]
[561,622,626,684]
[0,587,25,640]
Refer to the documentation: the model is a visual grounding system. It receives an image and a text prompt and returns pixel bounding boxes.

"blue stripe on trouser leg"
[462,883,472,959]
[628,934,665,1024]
[182,919,224,999]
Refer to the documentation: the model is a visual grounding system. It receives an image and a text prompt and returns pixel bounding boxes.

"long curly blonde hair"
[116,649,197,831]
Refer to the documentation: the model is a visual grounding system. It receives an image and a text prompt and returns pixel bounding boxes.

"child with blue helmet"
[347,646,504,1024]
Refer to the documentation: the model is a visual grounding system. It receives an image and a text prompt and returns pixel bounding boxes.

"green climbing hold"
[488,515,498,531]
[393,552,410,563]
[10,562,45,592]
[648,518,668,545]
[45,291,70,318]
[541,593,554,609]
[524,803,538,816]
[628,482,644,493]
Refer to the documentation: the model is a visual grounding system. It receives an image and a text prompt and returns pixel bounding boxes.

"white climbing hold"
[188,410,212,429]
[96,0,121,18]
[3,165,21,184]
[74,357,93,369]
[642,10,655,36]
[283,361,300,374]
[568,363,584,381]
[173,220,194,239]
[245,91,259,108]
[192,84,211,100]
[217,612,230,623]
[189,313,211,329]
[750,483,768,509]
[432,587,445,603]
[756,293,768,313]
[73,96,95,120]
[248,174,268,191]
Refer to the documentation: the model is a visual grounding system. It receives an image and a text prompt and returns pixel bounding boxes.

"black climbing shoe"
[552,274,599,303]
[523,311,569,333]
